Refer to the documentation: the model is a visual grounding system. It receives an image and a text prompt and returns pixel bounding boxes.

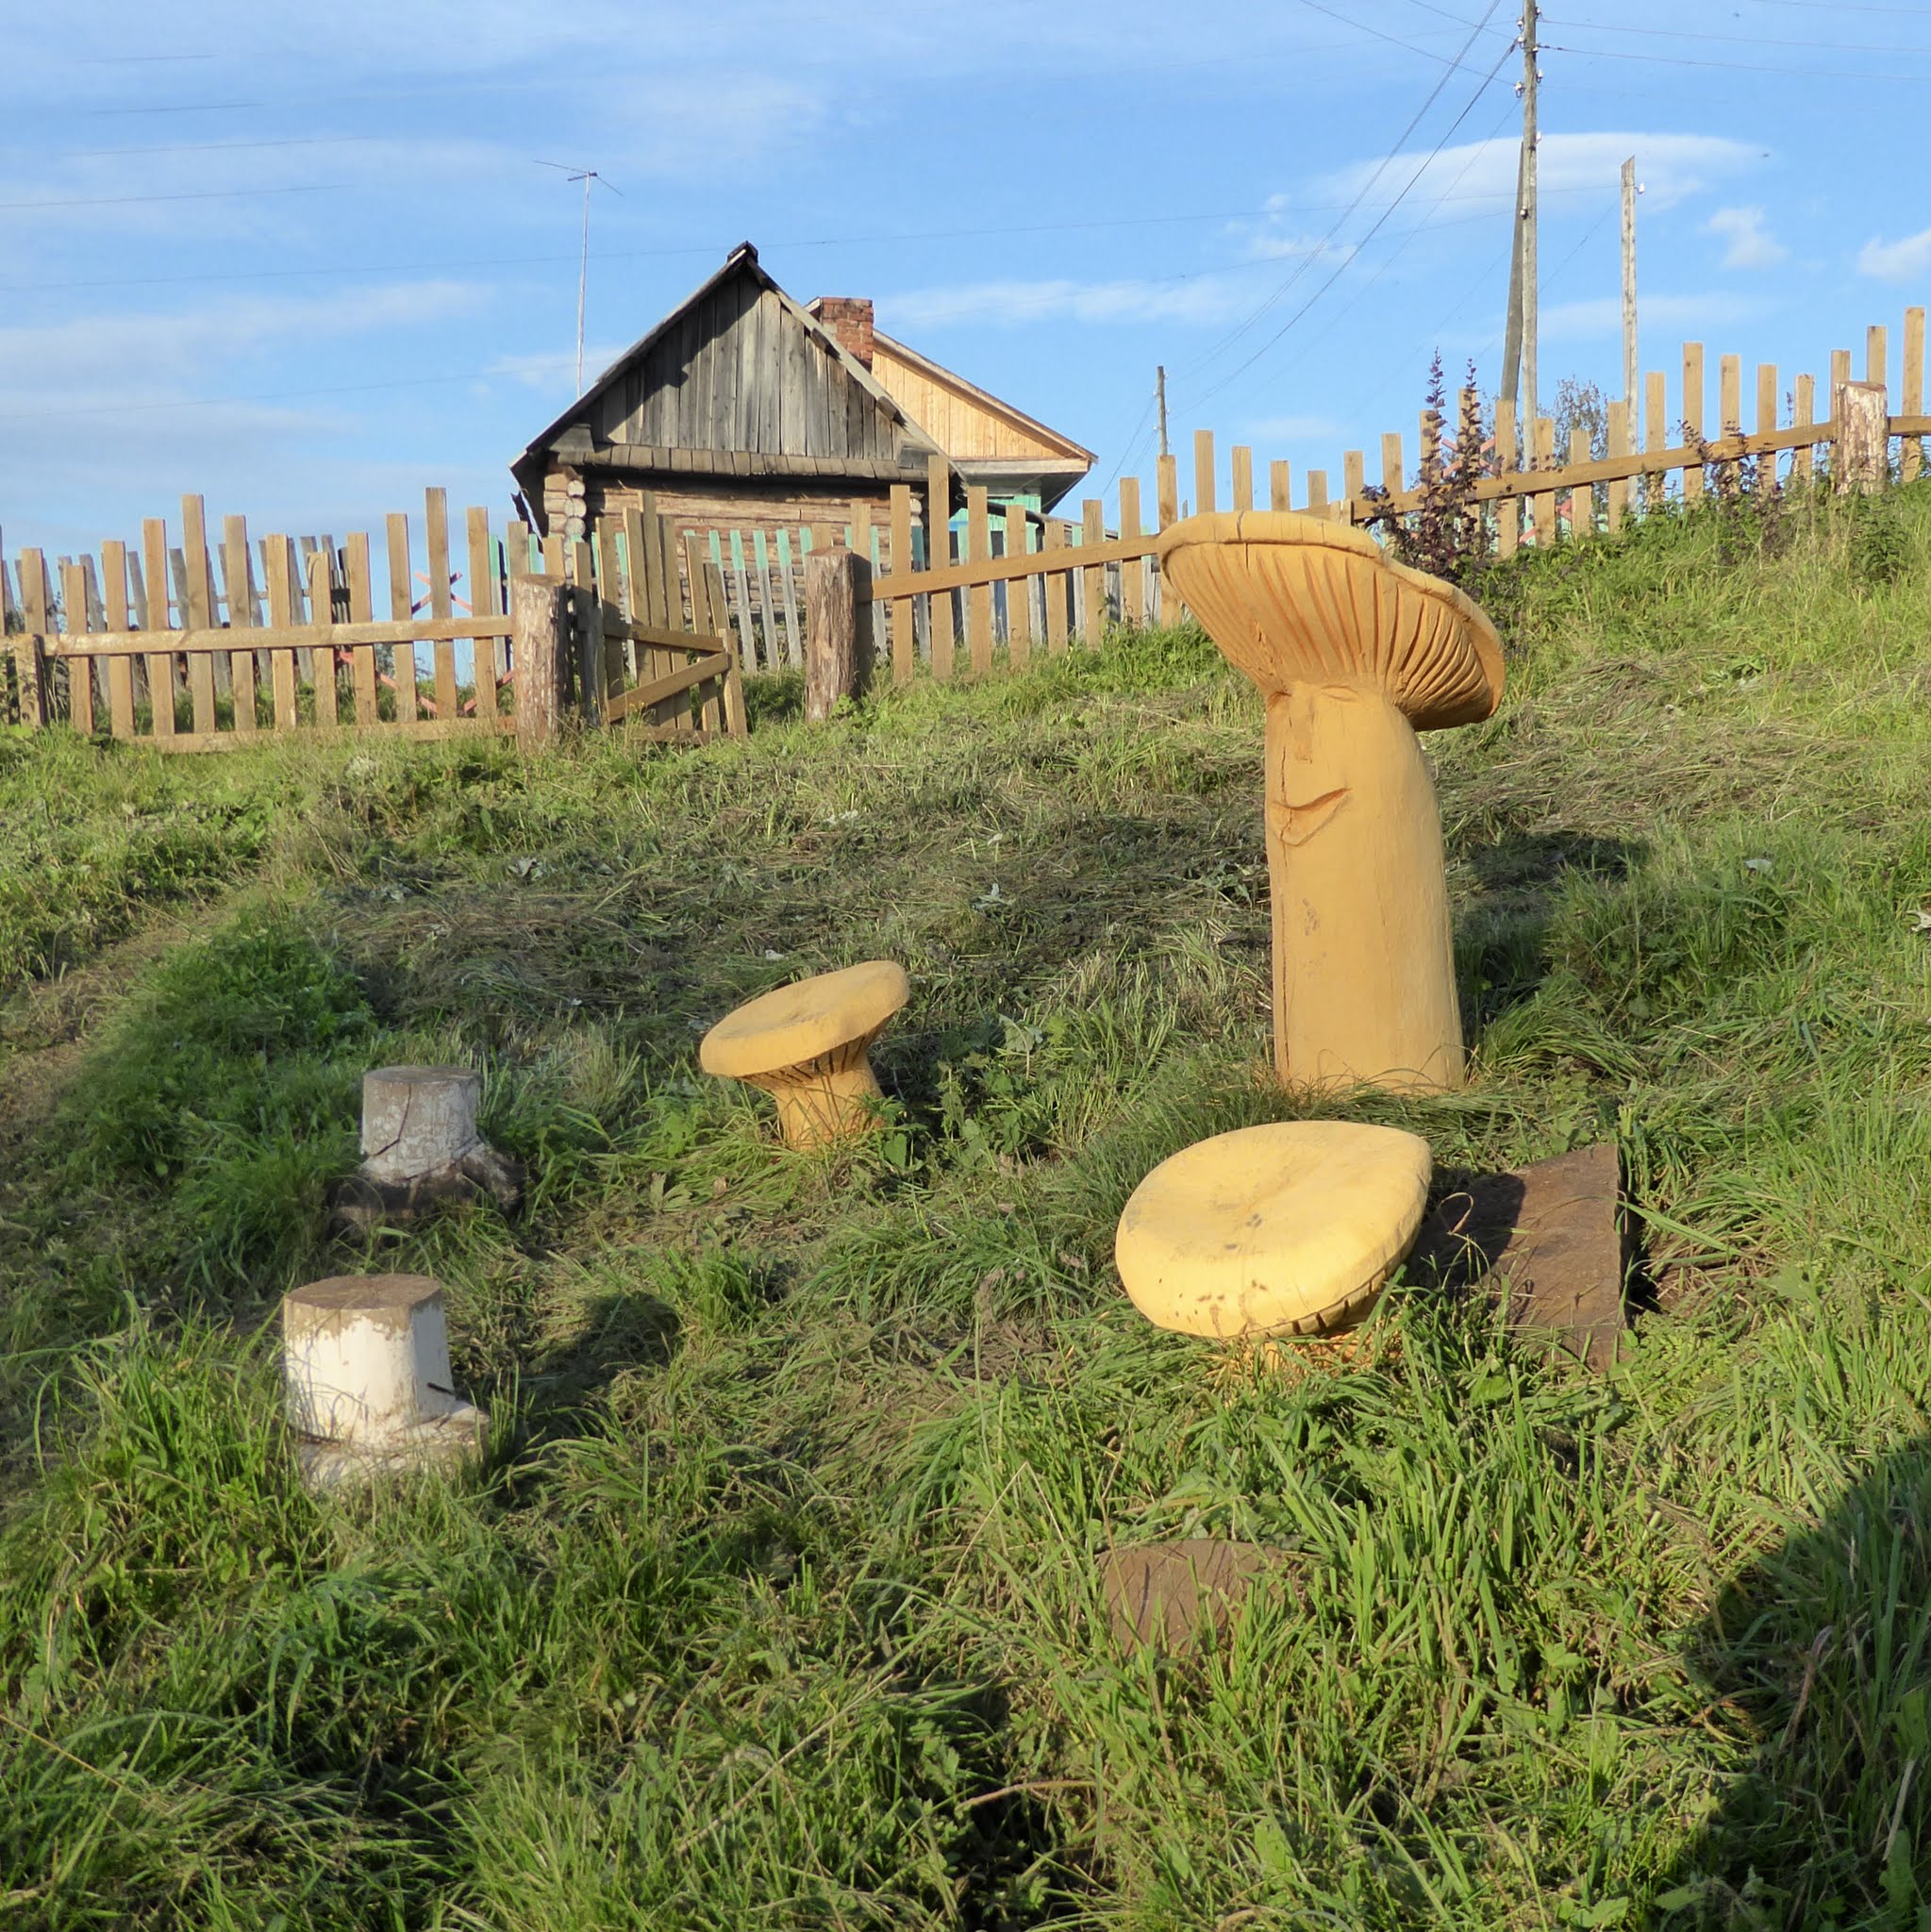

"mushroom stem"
[753,1044,885,1148]
[1263,682,1462,1093]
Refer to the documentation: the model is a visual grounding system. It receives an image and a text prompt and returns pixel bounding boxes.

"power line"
[1540,37,1931,78]
[0,183,341,212]
[1180,0,1508,383]
[1542,12,1931,54]
[0,192,1613,296]
[1186,29,1519,409]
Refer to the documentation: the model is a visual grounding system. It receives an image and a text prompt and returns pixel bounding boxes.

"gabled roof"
[856,321,1095,469]
[508,242,950,517]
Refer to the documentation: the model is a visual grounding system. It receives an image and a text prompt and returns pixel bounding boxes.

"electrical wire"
[0,184,341,212]
[1185,31,1518,411]
[1178,0,1508,384]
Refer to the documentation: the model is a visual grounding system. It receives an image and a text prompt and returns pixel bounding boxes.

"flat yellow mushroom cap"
[1115,1122,1432,1339]
[1155,511,1504,731]
[699,959,910,1080]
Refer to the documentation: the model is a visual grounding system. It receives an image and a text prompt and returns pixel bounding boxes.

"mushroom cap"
[1114,1121,1432,1339]
[1155,511,1504,730]
[699,959,910,1080]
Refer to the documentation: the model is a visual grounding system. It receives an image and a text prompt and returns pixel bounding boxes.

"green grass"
[4,483,1931,1928]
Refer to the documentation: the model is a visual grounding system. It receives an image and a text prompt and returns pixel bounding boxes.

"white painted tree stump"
[330,1064,522,1233]
[361,1065,482,1178]
[282,1273,485,1487]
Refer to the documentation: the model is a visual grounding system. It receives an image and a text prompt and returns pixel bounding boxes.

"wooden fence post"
[806,547,865,722]
[512,573,568,751]
[12,634,46,727]
[1834,380,1889,493]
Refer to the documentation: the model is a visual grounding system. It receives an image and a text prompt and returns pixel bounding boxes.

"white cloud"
[1540,291,1758,342]
[0,282,490,408]
[1704,206,1786,271]
[884,273,1280,330]
[485,343,630,395]
[1316,131,1760,216]
[1858,226,1931,284]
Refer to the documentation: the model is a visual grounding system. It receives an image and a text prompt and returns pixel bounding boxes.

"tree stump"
[329,1065,521,1235]
[282,1273,485,1487]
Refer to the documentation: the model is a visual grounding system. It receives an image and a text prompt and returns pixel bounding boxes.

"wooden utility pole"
[1620,156,1639,413]
[1521,0,1540,441]
[1500,142,1526,433]
[1157,365,1170,460]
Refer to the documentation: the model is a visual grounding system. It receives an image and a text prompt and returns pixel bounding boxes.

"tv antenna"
[536,158,623,395]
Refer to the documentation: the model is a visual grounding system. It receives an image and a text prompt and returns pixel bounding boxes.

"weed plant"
[3,486,1931,1926]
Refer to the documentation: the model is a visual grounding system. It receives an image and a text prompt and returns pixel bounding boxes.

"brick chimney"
[816,297,874,370]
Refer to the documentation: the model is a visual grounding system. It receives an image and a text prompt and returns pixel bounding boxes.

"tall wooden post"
[1834,380,1889,494]
[1620,157,1639,415]
[806,547,865,722]
[511,574,568,751]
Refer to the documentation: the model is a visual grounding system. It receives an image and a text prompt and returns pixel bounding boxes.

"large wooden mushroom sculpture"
[1157,513,1505,1093]
[700,960,909,1148]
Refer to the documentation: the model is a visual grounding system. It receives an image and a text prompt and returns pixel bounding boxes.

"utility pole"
[1620,155,1639,413]
[1500,142,1525,433]
[1521,0,1540,444]
[1157,365,1170,459]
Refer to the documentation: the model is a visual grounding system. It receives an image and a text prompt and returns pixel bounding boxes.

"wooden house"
[508,242,1092,544]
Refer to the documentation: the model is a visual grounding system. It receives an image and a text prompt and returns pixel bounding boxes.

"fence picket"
[263,535,300,729]
[925,452,954,681]
[60,560,96,733]
[1494,401,1518,558]
[1606,402,1629,533]
[470,507,502,722]
[386,512,420,723]
[1117,479,1143,630]
[967,486,992,673]
[890,486,915,683]
[1683,344,1706,505]
[141,520,177,740]
[180,498,219,730]
[1193,429,1216,515]
[222,514,259,735]
[1082,499,1106,646]
[1042,520,1069,654]
[424,488,458,719]
[101,540,137,738]
[1757,365,1778,493]
[1794,374,1817,485]
[1905,308,1925,481]
[1270,460,1291,512]
[1231,444,1253,512]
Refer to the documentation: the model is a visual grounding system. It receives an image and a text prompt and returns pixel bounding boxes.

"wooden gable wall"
[587,274,908,463]
[869,341,1072,464]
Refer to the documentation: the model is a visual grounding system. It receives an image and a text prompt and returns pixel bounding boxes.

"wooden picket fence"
[844,304,1931,684]
[0,490,743,750]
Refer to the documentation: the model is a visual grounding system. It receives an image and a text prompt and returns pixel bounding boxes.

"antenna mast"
[536,159,622,397]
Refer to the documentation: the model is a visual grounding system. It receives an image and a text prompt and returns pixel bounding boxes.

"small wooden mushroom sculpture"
[1157,512,1505,1093]
[1115,1122,1432,1339]
[699,960,910,1147]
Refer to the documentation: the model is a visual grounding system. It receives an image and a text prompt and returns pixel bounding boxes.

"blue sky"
[7,0,1931,557]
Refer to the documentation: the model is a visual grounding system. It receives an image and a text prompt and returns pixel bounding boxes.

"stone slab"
[1099,1539,1293,1657]
[1412,1141,1627,1372]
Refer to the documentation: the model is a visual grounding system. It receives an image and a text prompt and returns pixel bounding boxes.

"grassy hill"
[3,484,1930,1929]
